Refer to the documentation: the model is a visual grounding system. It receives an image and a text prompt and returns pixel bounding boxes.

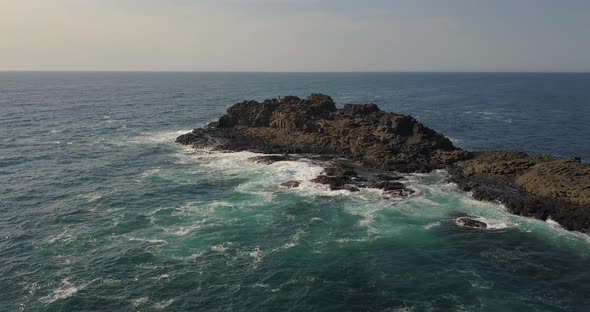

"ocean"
[1,72,590,311]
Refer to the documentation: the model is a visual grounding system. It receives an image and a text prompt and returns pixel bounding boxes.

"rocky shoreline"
[176,94,590,234]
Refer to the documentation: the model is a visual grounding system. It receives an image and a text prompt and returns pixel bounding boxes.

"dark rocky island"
[177,94,590,234]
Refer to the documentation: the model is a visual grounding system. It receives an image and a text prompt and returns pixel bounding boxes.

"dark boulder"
[374,174,403,181]
[311,175,350,189]
[455,217,488,229]
[376,181,405,191]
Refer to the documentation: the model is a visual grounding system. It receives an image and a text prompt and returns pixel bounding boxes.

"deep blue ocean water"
[1,72,590,311]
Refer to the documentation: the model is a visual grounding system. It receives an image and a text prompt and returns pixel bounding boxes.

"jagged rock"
[311,175,350,189]
[383,188,416,199]
[249,155,299,164]
[374,174,403,181]
[341,185,360,192]
[376,181,405,191]
[177,94,468,172]
[324,166,357,177]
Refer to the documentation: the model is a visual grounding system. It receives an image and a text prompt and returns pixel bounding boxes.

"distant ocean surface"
[1,72,590,311]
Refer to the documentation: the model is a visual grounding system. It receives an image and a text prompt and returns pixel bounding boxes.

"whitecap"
[39,278,98,304]
[131,297,149,306]
[211,245,227,252]
[39,280,80,304]
[79,192,102,203]
[244,247,263,265]
[448,137,461,144]
[47,228,76,245]
[423,221,441,230]
[153,299,174,310]
[545,217,562,228]
[152,274,170,280]
[454,216,513,230]
[281,242,297,249]
[140,168,161,178]
[389,306,415,312]
[128,237,167,245]
[211,243,233,253]
[127,129,193,145]
[170,224,201,236]
[476,217,512,230]
[335,238,371,244]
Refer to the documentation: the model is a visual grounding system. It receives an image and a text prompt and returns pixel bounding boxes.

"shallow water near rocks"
[2,72,590,311]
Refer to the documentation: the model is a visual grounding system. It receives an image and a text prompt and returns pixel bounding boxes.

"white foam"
[170,224,201,236]
[454,216,512,230]
[476,217,512,230]
[39,278,98,304]
[141,168,161,178]
[545,217,562,228]
[128,237,167,245]
[39,280,79,304]
[173,251,206,261]
[248,247,263,264]
[132,297,149,306]
[153,299,174,310]
[282,242,297,249]
[152,274,170,280]
[390,306,415,312]
[128,129,193,145]
[423,221,441,230]
[211,245,227,252]
[47,228,76,244]
[335,238,371,244]
[238,247,264,266]
[79,192,102,203]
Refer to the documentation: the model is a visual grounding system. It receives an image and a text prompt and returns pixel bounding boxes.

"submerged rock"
[455,217,488,229]
[281,181,301,188]
[249,154,299,164]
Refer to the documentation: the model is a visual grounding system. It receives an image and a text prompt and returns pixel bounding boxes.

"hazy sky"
[1,0,589,72]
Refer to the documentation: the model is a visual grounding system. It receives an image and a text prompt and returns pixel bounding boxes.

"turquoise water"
[1,72,590,311]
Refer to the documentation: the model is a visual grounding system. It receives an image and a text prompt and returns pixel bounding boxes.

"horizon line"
[1,69,590,74]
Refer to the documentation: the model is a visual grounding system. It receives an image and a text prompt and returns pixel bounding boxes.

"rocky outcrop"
[177,94,590,234]
[450,152,590,233]
[177,94,469,172]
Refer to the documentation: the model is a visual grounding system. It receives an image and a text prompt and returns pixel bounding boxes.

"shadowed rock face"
[177,94,590,234]
[176,94,469,173]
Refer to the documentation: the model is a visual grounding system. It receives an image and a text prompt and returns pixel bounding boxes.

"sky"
[1,0,589,72]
